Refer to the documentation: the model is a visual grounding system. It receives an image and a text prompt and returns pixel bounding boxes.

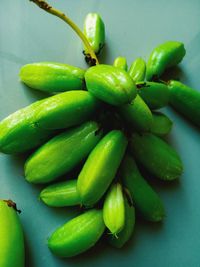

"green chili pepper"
[119,95,153,132]
[25,121,102,184]
[83,13,105,55]
[137,81,170,109]
[130,133,183,180]
[121,155,165,222]
[113,57,128,71]
[128,58,146,82]
[20,62,85,92]
[77,130,128,207]
[0,91,99,154]
[146,41,186,81]
[85,64,137,106]
[168,80,200,127]
[103,183,125,235]
[108,194,135,248]
[40,180,80,207]
[48,209,105,258]
[151,112,173,137]
[0,200,24,267]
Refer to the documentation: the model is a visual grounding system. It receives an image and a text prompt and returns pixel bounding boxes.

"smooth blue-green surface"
[0,1,200,266]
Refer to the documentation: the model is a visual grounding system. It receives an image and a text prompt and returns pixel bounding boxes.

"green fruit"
[0,200,24,267]
[20,62,85,92]
[0,91,99,154]
[119,95,153,132]
[83,13,105,55]
[121,155,165,221]
[130,133,183,180]
[113,56,128,71]
[25,121,102,184]
[137,81,170,109]
[146,41,186,81]
[40,180,80,207]
[169,80,200,127]
[103,183,125,235]
[77,130,128,206]
[151,112,173,137]
[85,64,137,106]
[108,195,135,248]
[48,209,105,258]
[128,58,146,82]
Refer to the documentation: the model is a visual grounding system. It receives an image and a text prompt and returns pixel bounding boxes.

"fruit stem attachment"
[30,0,99,65]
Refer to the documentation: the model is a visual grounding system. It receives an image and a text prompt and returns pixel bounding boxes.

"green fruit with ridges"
[130,133,183,180]
[121,155,165,221]
[108,195,135,248]
[48,209,105,257]
[128,58,146,82]
[103,183,125,235]
[113,57,128,71]
[85,64,137,106]
[20,62,85,92]
[137,81,170,110]
[0,200,24,267]
[146,41,186,81]
[168,80,200,127]
[25,121,102,184]
[77,130,128,206]
[40,180,80,207]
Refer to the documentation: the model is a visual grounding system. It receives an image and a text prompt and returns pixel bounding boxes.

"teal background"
[0,0,200,266]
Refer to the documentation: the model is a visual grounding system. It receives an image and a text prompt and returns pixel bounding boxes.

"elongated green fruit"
[108,195,135,248]
[128,58,146,82]
[48,209,105,257]
[119,95,153,132]
[40,180,80,207]
[0,200,24,267]
[20,62,85,92]
[113,57,128,71]
[121,155,165,221]
[137,81,170,109]
[0,91,99,154]
[83,13,105,55]
[146,41,186,81]
[168,80,200,127]
[151,112,173,137]
[130,133,183,180]
[25,121,102,184]
[103,183,125,235]
[85,64,137,106]
[77,130,128,206]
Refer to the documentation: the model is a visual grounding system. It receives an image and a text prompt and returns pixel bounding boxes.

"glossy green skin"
[119,95,153,132]
[169,80,200,127]
[85,64,137,106]
[48,209,105,257]
[0,200,24,267]
[137,81,170,110]
[103,183,125,235]
[113,57,128,71]
[128,58,146,82]
[121,155,165,221]
[151,112,173,137]
[25,121,102,184]
[108,196,135,248]
[0,99,54,154]
[34,90,100,130]
[0,91,99,154]
[130,133,183,180]
[146,41,186,81]
[77,130,128,206]
[20,62,85,92]
[83,13,105,54]
[40,180,80,207]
